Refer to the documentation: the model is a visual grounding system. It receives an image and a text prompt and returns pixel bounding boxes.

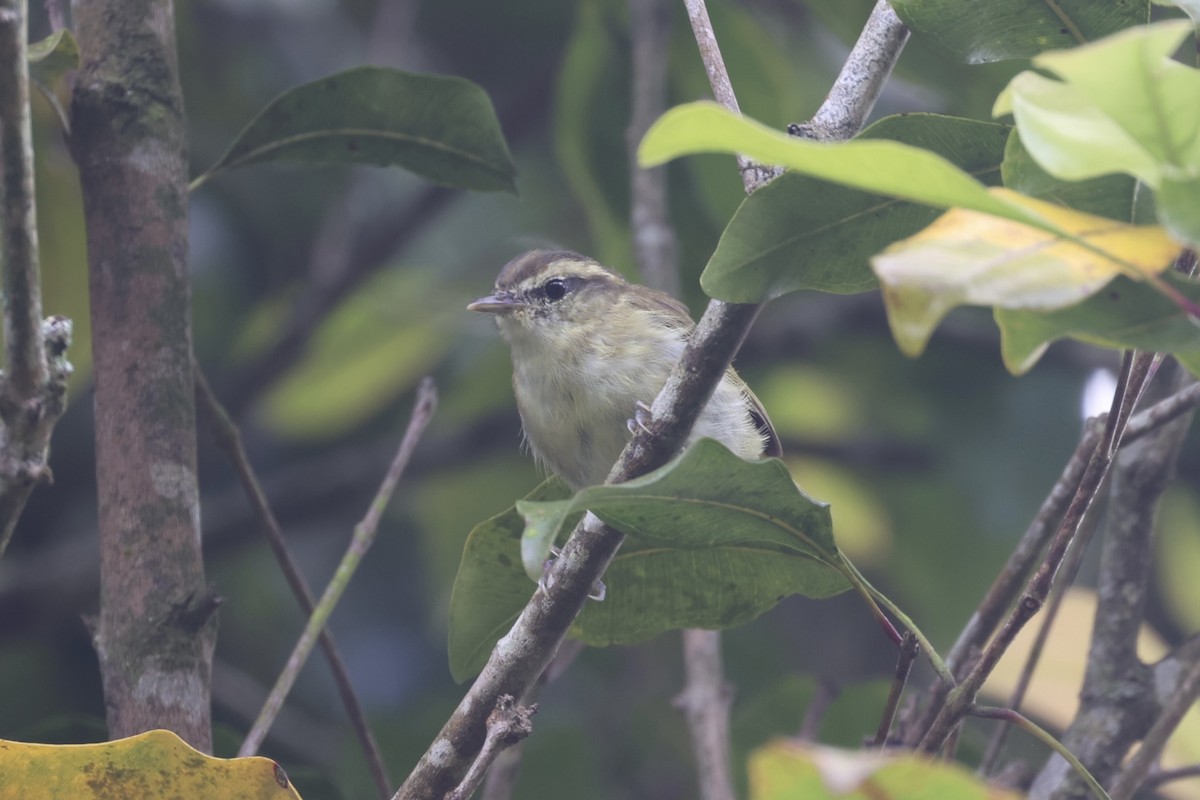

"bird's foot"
[538,545,607,601]
[626,400,654,436]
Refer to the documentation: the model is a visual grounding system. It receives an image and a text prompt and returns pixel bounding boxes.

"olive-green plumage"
[469,250,780,490]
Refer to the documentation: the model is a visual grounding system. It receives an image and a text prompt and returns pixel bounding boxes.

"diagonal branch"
[240,378,437,758]
[194,366,393,799]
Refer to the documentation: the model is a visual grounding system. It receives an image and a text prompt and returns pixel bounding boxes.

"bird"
[468,249,780,490]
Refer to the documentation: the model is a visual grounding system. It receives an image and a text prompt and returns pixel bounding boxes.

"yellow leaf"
[872,188,1181,357]
[0,730,302,800]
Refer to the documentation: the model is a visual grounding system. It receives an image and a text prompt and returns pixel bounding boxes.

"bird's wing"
[728,369,783,458]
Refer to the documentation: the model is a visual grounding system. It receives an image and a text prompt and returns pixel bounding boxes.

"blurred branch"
[1029,365,1195,800]
[872,631,918,747]
[0,0,71,558]
[628,0,678,296]
[194,367,393,799]
[918,352,1155,753]
[675,629,736,800]
[978,496,1104,775]
[239,378,437,758]
[393,2,909,795]
[1108,642,1200,800]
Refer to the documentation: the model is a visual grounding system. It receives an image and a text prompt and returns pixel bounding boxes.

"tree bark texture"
[69,0,215,749]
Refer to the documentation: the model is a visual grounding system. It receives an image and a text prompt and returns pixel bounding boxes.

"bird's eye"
[543,278,568,301]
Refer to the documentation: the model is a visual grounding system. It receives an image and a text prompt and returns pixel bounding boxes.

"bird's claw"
[626,400,654,436]
[537,545,606,601]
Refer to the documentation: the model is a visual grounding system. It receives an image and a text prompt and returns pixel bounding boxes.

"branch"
[445,696,537,800]
[1030,364,1196,800]
[675,629,736,800]
[0,0,71,558]
[792,1,909,141]
[194,366,393,799]
[918,352,1154,753]
[1109,656,1200,800]
[239,378,437,757]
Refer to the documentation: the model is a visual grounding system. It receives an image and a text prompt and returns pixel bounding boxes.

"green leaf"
[254,269,457,441]
[1001,128,1147,223]
[996,272,1200,375]
[700,115,1009,302]
[639,102,1051,229]
[517,439,850,646]
[448,478,573,683]
[1159,172,1200,246]
[195,67,516,192]
[994,21,1200,187]
[888,0,1148,63]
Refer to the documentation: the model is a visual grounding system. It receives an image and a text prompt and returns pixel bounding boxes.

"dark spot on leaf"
[1060,28,1069,35]
[347,139,359,152]
[1109,290,1120,301]
[273,762,290,788]
[498,553,512,567]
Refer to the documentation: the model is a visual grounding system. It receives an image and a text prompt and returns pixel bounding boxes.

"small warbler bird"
[468,249,780,490]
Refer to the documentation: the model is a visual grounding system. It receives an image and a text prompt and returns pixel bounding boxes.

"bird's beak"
[467,290,523,314]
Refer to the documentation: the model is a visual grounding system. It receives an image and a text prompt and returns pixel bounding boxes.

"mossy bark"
[69,0,216,751]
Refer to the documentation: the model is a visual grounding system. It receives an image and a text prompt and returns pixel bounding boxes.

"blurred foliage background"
[4,0,1198,798]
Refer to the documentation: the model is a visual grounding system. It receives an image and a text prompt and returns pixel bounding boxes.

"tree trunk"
[69,0,216,750]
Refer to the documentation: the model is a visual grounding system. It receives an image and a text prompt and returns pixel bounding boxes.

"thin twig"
[675,629,736,800]
[239,378,437,757]
[1145,764,1200,789]
[194,366,393,798]
[972,706,1110,800]
[871,632,918,747]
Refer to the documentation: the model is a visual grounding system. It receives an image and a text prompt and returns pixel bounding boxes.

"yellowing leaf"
[749,740,1020,800]
[0,729,302,800]
[872,188,1181,357]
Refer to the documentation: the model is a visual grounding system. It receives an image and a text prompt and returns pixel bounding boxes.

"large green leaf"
[448,440,851,680]
[639,102,1051,229]
[517,439,849,645]
[194,67,516,192]
[701,115,1009,302]
[447,478,572,683]
[888,0,1148,63]
[996,272,1200,375]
